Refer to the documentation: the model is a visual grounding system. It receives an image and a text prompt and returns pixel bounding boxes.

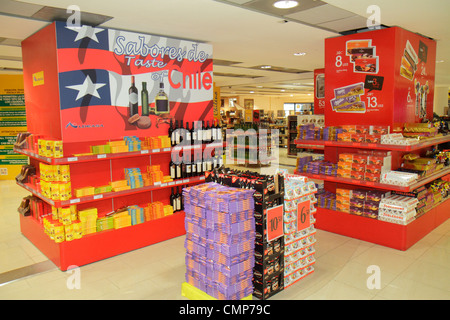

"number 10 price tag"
[297,200,311,232]
[266,205,283,242]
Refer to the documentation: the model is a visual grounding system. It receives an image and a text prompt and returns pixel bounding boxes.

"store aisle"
[1,178,449,300]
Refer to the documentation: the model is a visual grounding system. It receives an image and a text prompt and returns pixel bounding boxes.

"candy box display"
[183,182,256,300]
[202,168,286,299]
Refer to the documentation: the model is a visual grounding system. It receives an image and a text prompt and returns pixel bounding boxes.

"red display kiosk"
[298,27,449,250]
[19,22,214,270]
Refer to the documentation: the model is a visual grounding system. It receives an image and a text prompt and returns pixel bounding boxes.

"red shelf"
[19,211,186,271]
[295,167,450,192]
[315,198,450,250]
[17,175,206,207]
[295,135,450,152]
[14,142,225,165]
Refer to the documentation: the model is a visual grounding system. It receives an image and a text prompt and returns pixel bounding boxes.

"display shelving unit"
[295,136,450,250]
[17,21,216,271]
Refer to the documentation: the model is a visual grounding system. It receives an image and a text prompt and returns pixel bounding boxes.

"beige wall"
[222,94,314,113]
[433,86,449,116]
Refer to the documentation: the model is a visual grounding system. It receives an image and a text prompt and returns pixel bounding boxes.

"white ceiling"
[0,0,449,99]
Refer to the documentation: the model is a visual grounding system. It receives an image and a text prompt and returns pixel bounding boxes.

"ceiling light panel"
[285,4,355,25]
[317,14,368,32]
[31,6,112,26]
[242,0,327,16]
[273,1,299,9]
[0,0,43,17]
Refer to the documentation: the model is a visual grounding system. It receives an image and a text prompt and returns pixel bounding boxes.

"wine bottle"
[204,121,209,142]
[180,186,184,211]
[185,122,191,145]
[202,155,208,173]
[141,82,149,116]
[196,154,203,175]
[128,76,138,117]
[174,120,180,145]
[198,121,204,143]
[169,119,174,146]
[217,121,222,141]
[170,187,176,211]
[191,121,197,144]
[175,187,181,212]
[176,155,182,179]
[186,154,192,177]
[191,154,197,177]
[179,121,184,145]
[170,158,176,180]
[212,119,217,142]
[155,82,169,115]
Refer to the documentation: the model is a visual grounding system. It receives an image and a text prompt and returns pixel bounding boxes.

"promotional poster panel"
[0,75,28,180]
[324,27,436,129]
[314,68,325,114]
[22,22,214,143]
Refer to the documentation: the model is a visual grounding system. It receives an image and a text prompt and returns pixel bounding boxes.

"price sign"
[266,205,283,242]
[297,200,311,232]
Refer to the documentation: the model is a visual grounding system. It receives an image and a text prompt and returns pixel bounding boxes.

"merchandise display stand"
[295,27,449,251]
[17,22,215,270]
[280,171,317,288]
[205,169,285,299]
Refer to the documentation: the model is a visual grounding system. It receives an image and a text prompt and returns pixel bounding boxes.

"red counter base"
[315,199,450,251]
[19,212,186,271]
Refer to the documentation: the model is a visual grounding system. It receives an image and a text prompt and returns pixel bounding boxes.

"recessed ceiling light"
[250,91,255,93]
[261,65,272,69]
[436,60,445,63]
[273,1,299,9]
[294,52,306,56]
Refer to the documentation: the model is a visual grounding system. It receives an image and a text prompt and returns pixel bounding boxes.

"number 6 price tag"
[297,200,311,232]
[266,205,283,242]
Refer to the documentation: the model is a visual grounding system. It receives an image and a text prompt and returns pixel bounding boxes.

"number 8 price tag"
[297,200,311,232]
[266,205,283,242]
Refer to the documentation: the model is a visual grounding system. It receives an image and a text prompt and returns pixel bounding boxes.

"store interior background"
[0,0,449,300]
[0,0,449,116]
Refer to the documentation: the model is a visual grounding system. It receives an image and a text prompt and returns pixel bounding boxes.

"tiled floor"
[1,149,449,300]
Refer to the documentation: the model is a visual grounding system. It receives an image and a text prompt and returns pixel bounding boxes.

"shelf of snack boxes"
[16,174,207,208]
[14,140,225,165]
[18,206,187,271]
[294,167,450,193]
[295,133,450,152]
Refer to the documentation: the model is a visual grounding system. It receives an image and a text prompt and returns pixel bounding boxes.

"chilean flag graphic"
[54,21,213,143]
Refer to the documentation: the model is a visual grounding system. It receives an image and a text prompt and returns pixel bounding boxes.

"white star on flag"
[66,75,106,100]
[66,25,104,43]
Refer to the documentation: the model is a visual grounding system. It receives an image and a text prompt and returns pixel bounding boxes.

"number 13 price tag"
[266,205,283,242]
[297,200,311,232]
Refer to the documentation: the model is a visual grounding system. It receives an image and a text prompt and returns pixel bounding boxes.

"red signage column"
[324,27,436,129]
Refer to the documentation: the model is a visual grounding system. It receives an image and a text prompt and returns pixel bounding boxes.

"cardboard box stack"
[183,182,255,300]
[378,194,419,225]
[280,173,317,289]
[337,150,391,182]
[205,168,286,299]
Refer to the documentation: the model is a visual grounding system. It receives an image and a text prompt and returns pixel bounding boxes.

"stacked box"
[281,174,317,289]
[124,168,144,189]
[378,194,419,225]
[123,136,141,151]
[183,182,255,300]
[316,189,336,210]
[206,168,286,299]
[393,186,428,217]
